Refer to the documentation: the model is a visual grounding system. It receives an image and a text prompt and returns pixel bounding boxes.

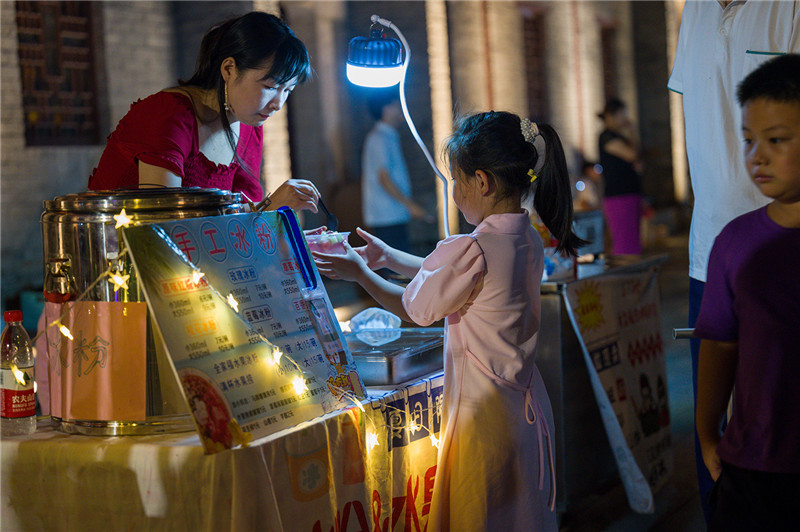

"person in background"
[361,88,430,253]
[597,98,643,260]
[88,11,320,212]
[695,53,800,531]
[573,160,603,212]
[314,111,585,531]
[667,1,800,521]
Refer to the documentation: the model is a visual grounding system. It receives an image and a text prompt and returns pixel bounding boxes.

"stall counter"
[1,372,444,532]
[3,255,671,528]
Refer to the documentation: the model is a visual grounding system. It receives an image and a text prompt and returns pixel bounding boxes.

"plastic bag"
[349,308,402,347]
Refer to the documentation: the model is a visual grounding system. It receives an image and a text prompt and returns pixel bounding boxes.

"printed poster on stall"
[563,267,673,513]
[263,374,445,532]
[122,209,366,453]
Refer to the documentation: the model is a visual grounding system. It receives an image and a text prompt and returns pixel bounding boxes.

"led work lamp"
[347,15,451,237]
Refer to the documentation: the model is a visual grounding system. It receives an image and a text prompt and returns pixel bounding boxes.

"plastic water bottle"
[1,310,36,436]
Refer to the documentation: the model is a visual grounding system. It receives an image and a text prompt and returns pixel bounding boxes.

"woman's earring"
[224,83,231,112]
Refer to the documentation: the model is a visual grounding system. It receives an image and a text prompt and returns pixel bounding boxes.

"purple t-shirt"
[695,206,800,473]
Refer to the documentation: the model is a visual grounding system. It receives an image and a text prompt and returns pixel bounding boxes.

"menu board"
[122,209,366,453]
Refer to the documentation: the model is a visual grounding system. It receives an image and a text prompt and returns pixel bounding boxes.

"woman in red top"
[88,11,320,212]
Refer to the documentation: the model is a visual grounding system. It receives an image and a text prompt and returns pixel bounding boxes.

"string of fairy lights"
[32,207,443,452]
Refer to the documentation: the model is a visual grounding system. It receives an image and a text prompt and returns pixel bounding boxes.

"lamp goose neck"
[374,16,451,237]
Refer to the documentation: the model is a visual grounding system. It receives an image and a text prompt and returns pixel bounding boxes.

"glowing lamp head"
[346,28,404,88]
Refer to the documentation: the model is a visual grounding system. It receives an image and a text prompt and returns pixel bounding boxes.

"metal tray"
[346,327,444,386]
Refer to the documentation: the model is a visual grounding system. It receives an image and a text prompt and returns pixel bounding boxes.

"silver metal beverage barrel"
[41,188,246,436]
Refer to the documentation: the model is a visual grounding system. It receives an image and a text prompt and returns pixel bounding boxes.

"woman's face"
[606,109,629,130]
[224,58,299,127]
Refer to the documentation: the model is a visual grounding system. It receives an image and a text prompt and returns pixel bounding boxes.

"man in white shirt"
[361,90,428,253]
[667,0,800,522]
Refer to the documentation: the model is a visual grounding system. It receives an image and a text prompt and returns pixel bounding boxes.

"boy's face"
[741,98,800,205]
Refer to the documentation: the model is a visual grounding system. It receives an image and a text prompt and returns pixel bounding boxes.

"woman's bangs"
[267,39,312,84]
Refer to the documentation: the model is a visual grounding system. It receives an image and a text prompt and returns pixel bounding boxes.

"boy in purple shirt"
[695,53,800,531]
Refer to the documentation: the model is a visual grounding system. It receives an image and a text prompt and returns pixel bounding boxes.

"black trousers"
[709,462,800,531]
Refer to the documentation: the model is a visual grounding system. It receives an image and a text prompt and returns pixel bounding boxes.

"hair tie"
[521,118,546,177]
[520,117,538,144]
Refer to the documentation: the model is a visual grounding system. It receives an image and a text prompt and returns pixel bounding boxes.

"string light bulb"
[272,347,283,365]
[58,323,73,340]
[192,270,205,285]
[430,433,441,449]
[226,294,239,313]
[292,377,308,395]
[10,364,27,386]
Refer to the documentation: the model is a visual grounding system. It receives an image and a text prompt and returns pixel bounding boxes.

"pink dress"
[88,91,264,202]
[402,212,557,532]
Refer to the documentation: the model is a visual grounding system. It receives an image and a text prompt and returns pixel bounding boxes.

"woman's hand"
[312,242,367,282]
[352,227,392,271]
[266,179,320,213]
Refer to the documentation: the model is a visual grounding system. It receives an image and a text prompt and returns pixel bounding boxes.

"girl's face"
[742,98,800,206]
[224,58,298,127]
[451,168,483,226]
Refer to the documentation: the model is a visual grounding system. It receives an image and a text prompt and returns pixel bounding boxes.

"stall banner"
[122,210,366,453]
[563,267,672,513]
[264,373,445,532]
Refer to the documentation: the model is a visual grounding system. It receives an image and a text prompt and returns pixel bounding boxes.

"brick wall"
[1,1,175,306]
[0,0,680,308]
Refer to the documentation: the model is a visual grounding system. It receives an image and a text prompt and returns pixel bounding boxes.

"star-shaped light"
[109,271,130,292]
[272,347,283,365]
[408,421,420,434]
[192,270,205,285]
[366,431,379,451]
[430,433,441,449]
[113,208,133,229]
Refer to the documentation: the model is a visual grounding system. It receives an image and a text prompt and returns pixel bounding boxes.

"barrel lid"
[43,187,244,213]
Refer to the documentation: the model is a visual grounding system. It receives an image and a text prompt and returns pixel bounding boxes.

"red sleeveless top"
[88,91,264,202]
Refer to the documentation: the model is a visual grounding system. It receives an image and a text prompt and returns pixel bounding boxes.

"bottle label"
[0,367,36,418]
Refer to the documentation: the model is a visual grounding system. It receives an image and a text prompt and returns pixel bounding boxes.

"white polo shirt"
[668,0,800,282]
[361,121,412,227]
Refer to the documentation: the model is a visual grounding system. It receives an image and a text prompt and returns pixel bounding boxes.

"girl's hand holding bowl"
[312,237,368,282]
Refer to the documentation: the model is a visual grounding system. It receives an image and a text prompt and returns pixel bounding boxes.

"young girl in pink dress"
[314,111,583,531]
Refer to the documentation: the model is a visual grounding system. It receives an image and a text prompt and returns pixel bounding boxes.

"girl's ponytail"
[532,123,586,257]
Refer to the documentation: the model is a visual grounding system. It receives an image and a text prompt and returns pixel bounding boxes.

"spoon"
[318,198,339,232]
